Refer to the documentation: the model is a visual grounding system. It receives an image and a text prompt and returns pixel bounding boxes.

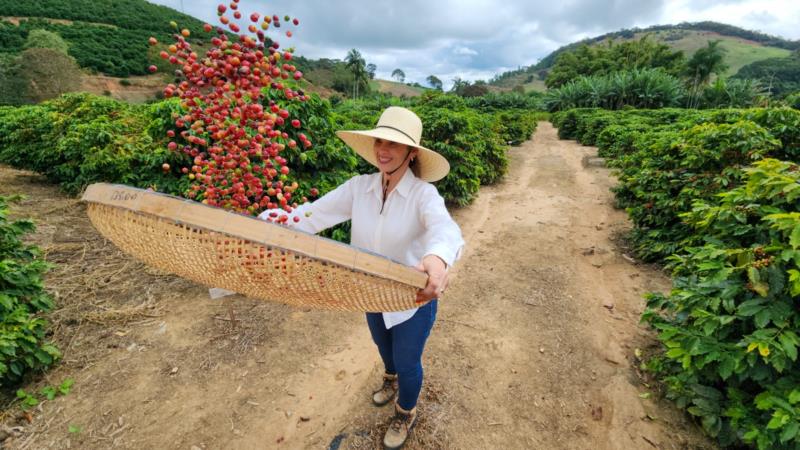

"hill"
[293,56,427,98]
[733,52,800,97]
[0,0,215,77]
[492,21,799,92]
[371,79,427,97]
[0,1,415,103]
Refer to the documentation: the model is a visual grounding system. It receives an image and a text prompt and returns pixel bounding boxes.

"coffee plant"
[644,160,800,449]
[0,195,59,386]
[552,107,800,448]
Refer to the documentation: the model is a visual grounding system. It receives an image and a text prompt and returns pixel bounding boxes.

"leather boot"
[383,402,417,450]
[372,373,398,406]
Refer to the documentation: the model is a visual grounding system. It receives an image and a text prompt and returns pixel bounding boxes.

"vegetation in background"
[685,41,729,108]
[786,92,800,110]
[494,21,799,86]
[23,28,69,54]
[544,68,685,111]
[0,0,211,77]
[0,29,81,105]
[491,21,796,92]
[699,78,766,109]
[391,69,405,83]
[450,79,490,97]
[0,91,543,207]
[545,62,769,112]
[545,36,686,88]
[344,48,370,100]
[734,53,800,98]
[426,75,443,91]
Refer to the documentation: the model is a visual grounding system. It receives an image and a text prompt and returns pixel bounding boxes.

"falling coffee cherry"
[154,1,311,218]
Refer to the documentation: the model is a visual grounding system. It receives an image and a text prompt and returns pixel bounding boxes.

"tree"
[23,29,69,55]
[685,40,728,108]
[6,48,83,104]
[366,63,376,80]
[686,40,728,86]
[0,53,24,105]
[448,78,489,97]
[426,75,443,91]
[462,80,489,97]
[545,35,686,88]
[344,48,369,99]
[733,55,800,98]
[391,68,405,83]
[450,77,468,94]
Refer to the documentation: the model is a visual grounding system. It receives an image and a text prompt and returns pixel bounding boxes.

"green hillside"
[0,0,212,76]
[0,1,413,101]
[492,22,799,92]
[629,29,791,77]
[734,52,800,97]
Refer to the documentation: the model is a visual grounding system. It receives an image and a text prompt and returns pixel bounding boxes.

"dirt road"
[0,123,713,449]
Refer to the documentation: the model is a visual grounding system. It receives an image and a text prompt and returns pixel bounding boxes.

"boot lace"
[390,410,413,432]
[381,377,396,392]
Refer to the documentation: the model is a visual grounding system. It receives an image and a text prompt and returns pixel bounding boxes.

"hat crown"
[376,107,422,145]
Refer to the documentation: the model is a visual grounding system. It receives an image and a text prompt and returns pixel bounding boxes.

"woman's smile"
[374,138,412,171]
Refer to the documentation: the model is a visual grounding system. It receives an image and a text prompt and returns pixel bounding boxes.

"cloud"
[147,0,800,88]
[452,46,478,56]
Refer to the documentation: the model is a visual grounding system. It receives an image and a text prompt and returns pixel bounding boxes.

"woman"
[259,106,464,449]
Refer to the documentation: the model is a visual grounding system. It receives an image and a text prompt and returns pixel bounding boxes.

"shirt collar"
[395,168,415,198]
[366,168,416,199]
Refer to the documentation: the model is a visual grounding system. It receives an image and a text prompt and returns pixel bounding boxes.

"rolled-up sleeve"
[419,185,464,267]
[257,177,356,234]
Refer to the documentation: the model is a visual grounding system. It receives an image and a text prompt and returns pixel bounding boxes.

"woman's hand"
[415,254,448,304]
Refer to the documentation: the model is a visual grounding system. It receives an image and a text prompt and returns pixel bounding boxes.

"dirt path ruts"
[0,123,714,449]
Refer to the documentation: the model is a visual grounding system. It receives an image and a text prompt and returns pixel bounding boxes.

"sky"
[147,0,800,90]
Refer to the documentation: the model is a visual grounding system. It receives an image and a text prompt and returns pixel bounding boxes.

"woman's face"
[373,138,418,174]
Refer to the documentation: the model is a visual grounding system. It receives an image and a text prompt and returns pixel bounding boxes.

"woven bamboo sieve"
[81,183,429,312]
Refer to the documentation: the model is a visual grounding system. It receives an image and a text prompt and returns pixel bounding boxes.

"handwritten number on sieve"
[111,191,139,201]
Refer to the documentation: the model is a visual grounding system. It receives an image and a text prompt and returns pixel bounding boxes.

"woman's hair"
[408,145,421,177]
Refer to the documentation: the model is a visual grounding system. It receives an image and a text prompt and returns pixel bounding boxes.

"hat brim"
[336,129,450,183]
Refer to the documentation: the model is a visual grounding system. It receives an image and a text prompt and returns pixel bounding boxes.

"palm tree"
[685,40,728,108]
[391,68,405,83]
[345,48,368,99]
[449,77,467,94]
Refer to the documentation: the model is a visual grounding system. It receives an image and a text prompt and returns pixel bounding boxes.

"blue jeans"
[366,300,438,411]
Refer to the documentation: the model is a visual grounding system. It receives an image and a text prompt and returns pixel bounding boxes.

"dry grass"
[0,165,193,391]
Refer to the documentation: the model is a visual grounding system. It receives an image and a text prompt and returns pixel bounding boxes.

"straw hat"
[336,106,450,182]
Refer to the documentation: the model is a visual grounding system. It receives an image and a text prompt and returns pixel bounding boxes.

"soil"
[0,123,716,449]
[0,17,116,28]
[79,74,336,104]
[372,81,424,98]
[79,75,166,104]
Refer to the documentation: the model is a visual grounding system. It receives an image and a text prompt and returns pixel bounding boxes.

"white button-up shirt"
[258,169,465,328]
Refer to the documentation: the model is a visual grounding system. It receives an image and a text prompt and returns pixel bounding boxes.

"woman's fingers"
[438,272,449,294]
[416,272,447,303]
[414,256,450,303]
